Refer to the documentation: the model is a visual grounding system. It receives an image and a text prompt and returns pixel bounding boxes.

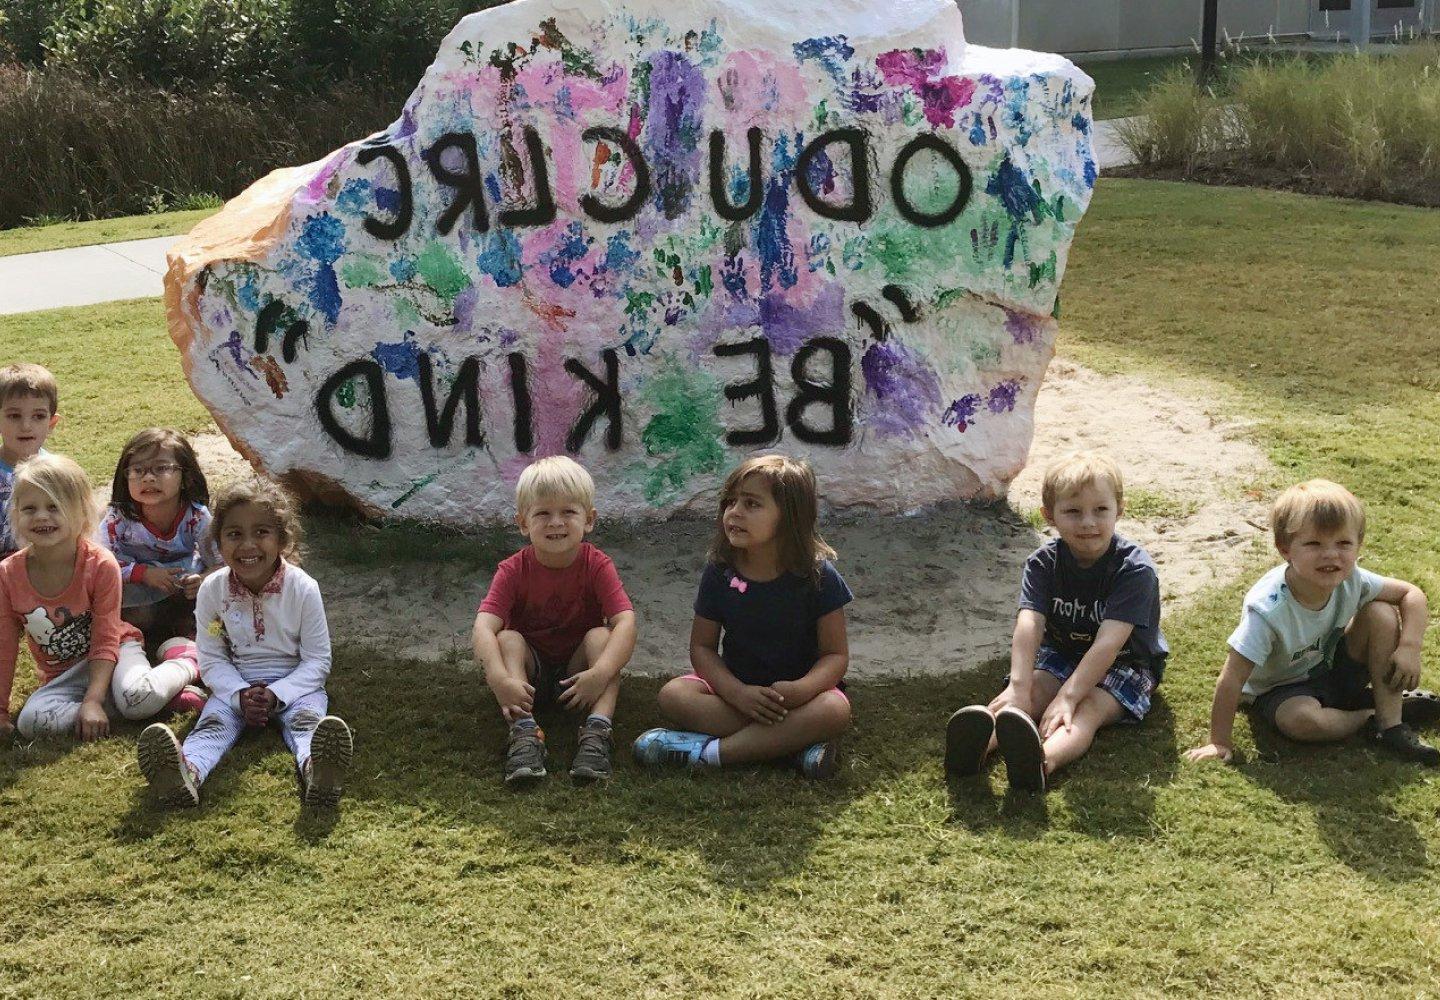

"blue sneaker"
[796,741,840,779]
[632,728,710,769]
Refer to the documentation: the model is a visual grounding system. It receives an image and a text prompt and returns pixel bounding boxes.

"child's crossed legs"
[1267,601,1402,742]
[657,674,850,764]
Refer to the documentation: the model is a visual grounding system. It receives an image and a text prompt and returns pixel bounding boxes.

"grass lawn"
[2,179,1440,995]
[0,208,216,258]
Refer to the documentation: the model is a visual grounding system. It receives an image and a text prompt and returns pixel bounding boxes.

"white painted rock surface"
[166,0,1097,523]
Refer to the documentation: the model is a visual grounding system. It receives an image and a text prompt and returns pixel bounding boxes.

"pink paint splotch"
[875,48,977,128]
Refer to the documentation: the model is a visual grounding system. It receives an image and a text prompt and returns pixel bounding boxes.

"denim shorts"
[1034,645,1158,722]
[1250,642,1372,729]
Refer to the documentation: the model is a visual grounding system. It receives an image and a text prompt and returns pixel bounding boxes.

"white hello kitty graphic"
[22,606,92,664]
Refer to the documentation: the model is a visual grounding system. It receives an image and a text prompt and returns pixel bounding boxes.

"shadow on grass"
[1236,716,1431,882]
[943,662,1181,840]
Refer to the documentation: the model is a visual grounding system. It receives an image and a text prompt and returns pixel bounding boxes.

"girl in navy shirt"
[634,455,853,778]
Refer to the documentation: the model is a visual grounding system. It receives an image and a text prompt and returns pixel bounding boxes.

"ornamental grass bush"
[0,64,408,227]
[1119,42,1440,204]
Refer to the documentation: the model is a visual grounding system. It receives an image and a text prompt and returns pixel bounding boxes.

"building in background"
[961,1,1437,57]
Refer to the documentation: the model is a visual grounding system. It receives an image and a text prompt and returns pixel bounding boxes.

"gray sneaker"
[570,720,614,783]
[138,723,200,808]
[504,728,548,786]
[303,716,354,808]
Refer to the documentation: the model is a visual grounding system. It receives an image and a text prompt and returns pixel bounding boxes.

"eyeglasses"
[126,463,181,480]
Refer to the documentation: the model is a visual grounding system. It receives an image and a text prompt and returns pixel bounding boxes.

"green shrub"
[0,63,409,227]
[0,0,503,92]
[1120,43,1440,203]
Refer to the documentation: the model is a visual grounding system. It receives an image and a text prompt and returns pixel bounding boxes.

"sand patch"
[185,355,1272,678]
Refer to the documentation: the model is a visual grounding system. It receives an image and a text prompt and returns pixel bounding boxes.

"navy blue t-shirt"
[1019,535,1168,680]
[694,560,853,687]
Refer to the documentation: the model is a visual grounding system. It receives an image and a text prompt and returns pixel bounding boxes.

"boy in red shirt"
[473,457,636,785]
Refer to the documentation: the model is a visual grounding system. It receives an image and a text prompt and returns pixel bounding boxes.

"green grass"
[0,208,216,258]
[4,179,1440,995]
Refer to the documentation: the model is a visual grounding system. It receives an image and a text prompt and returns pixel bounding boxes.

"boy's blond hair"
[1041,450,1124,512]
[515,456,595,516]
[10,453,97,540]
[1271,479,1365,549]
[0,363,58,414]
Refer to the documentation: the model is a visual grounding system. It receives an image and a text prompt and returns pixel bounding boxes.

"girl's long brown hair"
[109,428,209,522]
[708,454,836,585]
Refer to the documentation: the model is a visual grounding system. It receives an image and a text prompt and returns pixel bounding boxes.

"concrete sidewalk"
[0,119,1137,317]
[0,235,175,316]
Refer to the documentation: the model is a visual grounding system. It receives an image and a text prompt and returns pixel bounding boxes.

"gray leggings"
[181,689,329,783]
[15,640,194,739]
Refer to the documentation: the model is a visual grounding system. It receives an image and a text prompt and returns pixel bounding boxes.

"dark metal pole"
[1199,0,1219,85]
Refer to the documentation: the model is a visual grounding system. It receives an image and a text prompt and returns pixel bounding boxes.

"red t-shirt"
[478,542,632,664]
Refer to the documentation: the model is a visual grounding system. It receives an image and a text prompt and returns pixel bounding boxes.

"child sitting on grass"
[100,428,222,659]
[1187,480,1439,766]
[633,454,853,779]
[0,455,201,742]
[0,364,60,560]
[473,456,637,786]
[138,479,353,808]
[945,451,1167,792]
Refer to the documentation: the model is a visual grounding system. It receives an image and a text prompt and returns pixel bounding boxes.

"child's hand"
[987,685,1030,716]
[1386,646,1422,692]
[75,699,110,742]
[141,566,186,595]
[493,675,536,723]
[181,574,204,600]
[558,667,609,713]
[772,680,817,708]
[732,684,787,725]
[1185,742,1234,764]
[240,685,275,726]
[1039,691,1081,738]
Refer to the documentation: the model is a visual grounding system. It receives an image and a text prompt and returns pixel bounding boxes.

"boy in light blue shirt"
[1188,480,1439,765]
[0,364,60,558]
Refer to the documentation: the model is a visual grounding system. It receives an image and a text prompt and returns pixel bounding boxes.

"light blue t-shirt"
[0,448,49,558]
[1229,563,1386,699]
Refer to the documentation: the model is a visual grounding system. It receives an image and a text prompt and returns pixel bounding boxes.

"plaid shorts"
[1035,645,1158,722]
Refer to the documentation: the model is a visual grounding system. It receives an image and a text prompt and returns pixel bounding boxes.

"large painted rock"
[166,0,1096,523]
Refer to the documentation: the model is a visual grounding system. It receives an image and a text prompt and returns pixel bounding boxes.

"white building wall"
[960,1,1314,54]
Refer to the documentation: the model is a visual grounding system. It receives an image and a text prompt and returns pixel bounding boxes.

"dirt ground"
[186,354,1272,678]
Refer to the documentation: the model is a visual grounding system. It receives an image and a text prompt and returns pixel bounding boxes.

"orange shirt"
[0,538,143,721]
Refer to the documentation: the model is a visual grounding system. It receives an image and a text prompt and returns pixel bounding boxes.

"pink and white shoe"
[157,637,201,682]
[165,685,208,715]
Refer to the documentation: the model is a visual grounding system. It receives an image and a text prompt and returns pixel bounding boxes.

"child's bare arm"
[590,609,637,679]
[691,616,786,724]
[1186,649,1255,763]
[773,608,848,708]
[1038,619,1132,737]
[471,611,508,682]
[77,657,115,741]
[990,610,1046,713]
[1373,578,1428,690]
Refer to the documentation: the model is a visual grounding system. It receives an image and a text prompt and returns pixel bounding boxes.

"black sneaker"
[570,720,613,783]
[944,705,995,777]
[994,706,1046,792]
[1372,721,1440,766]
[1402,689,1440,728]
[504,727,548,786]
[304,716,354,808]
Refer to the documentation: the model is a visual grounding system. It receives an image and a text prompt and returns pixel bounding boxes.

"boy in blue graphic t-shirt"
[944,451,1167,792]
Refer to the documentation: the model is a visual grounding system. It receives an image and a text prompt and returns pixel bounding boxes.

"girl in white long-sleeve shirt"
[137,480,353,809]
